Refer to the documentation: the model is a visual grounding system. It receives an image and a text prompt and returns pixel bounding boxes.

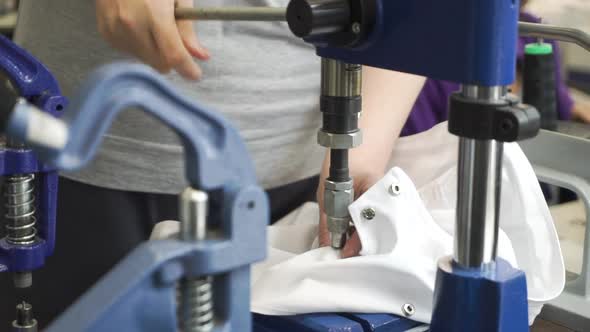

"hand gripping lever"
[2,63,268,332]
[0,35,67,287]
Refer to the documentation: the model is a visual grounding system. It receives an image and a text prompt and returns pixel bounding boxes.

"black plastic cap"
[287,0,314,37]
[287,0,350,38]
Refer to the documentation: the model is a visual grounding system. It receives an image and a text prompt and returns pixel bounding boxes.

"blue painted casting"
[0,35,65,272]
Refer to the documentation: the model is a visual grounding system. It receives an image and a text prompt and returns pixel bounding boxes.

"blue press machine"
[2,0,590,331]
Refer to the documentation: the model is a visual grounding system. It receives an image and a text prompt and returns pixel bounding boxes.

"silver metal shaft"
[320,58,362,249]
[321,58,362,97]
[519,22,590,53]
[175,7,286,22]
[178,188,214,332]
[454,85,504,269]
[180,189,208,242]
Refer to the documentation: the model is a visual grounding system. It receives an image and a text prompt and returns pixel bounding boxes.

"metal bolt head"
[389,183,401,196]
[402,303,415,317]
[317,130,362,149]
[351,22,361,34]
[361,207,376,220]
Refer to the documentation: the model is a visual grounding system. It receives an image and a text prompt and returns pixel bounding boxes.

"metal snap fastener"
[402,303,415,317]
[389,183,401,196]
[361,207,376,220]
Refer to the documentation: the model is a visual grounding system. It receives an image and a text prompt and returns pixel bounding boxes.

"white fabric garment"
[150,122,564,325]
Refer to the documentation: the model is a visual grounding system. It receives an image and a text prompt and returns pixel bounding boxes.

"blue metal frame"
[312,0,520,86]
[303,1,530,330]
[9,63,251,190]
[0,35,66,273]
[253,313,423,332]
[430,257,529,332]
[6,63,268,331]
[3,0,532,328]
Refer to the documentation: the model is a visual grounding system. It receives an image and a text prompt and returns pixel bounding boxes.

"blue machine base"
[430,257,529,332]
[253,313,422,332]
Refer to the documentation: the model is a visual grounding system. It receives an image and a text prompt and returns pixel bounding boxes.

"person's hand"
[96,0,209,80]
[570,88,590,124]
[572,104,590,123]
[317,170,382,258]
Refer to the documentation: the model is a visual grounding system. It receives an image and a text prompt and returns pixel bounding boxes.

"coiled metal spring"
[4,174,37,245]
[179,276,214,332]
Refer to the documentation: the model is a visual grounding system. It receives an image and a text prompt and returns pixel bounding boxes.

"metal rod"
[175,9,590,54]
[454,138,503,268]
[179,188,214,332]
[454,85,504,269]
[180,188,208,242]
[320,58,361,249]
[519,22,590,53]
[175,7,286,22]
[321,58,362,97]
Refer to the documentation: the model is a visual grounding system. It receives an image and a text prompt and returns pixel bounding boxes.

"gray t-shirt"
[14,0,323,193]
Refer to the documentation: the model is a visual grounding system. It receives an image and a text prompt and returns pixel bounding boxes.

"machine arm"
[0,35,66,289]
[2,63,268,332]
[519,22,590,53]
[0,35,65,109]
[6,63,255,190]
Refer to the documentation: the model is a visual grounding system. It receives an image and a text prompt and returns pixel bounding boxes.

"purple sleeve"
[401,79,460,137]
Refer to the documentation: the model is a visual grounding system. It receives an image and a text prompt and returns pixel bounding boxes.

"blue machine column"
[286,1,539,330]
[429,84,541,331]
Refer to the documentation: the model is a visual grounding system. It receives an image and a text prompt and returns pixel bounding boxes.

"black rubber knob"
[523,43,557,131]
[287,0,351,38]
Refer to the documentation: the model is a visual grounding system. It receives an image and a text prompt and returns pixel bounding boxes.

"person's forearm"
[320,66,425,180]
[350,66,425,174]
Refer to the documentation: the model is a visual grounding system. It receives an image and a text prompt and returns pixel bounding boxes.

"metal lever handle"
[7,63,257,190]
[519,22,590,53]
[175,6,285,21]
[173,8,590,54]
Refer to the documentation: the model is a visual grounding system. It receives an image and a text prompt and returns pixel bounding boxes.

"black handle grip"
[522,43,557,130]
[287,0,350,38]
[286,0,376,47]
